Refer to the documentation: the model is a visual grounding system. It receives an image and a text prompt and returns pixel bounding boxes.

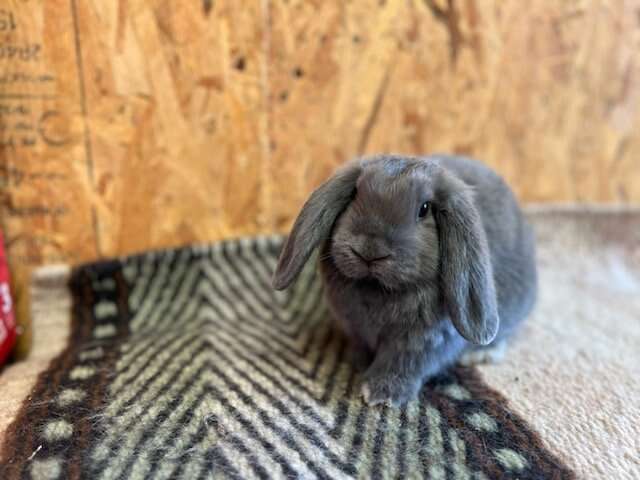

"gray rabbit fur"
[273,154,537,406]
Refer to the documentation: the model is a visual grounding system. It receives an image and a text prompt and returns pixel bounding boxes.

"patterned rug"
[0,236,573,479]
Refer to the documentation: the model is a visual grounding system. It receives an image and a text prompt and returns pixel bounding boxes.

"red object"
[0,231,17,366]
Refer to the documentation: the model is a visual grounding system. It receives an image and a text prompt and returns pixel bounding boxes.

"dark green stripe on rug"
[1,237,573,479]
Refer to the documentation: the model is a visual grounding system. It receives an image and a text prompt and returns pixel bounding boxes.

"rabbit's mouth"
[331,249,403,290]
[326,238,413,291]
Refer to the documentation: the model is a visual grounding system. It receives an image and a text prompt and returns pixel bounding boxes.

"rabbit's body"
[274,155,537,406]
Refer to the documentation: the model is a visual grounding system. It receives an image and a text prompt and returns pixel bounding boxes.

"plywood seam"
[69,0,102,256]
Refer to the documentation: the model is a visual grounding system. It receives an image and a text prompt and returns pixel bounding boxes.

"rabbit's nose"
[349,246,391,265]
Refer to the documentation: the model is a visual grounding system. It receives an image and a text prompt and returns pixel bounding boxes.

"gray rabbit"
[273,155,537,406]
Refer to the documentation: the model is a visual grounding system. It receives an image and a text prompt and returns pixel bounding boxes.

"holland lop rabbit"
[273,155,537,406]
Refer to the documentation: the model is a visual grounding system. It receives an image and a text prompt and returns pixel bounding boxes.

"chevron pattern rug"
[0,236,573,479]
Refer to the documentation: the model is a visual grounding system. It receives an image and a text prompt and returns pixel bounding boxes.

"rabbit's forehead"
[357,166,435,204]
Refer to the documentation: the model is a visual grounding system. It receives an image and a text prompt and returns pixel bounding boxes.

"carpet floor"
[1,208,638,479]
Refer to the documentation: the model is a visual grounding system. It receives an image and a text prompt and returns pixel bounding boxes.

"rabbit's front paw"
[361,373,420,407]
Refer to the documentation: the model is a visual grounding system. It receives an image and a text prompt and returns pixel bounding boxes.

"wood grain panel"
[1,0,639,352]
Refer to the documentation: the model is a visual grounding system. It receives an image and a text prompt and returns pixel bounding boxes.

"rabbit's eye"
[418,201,431,219]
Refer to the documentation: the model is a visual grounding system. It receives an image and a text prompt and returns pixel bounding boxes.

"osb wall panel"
[1,0,640,343]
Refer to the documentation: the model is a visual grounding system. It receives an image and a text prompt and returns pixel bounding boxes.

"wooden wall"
[1,0,640,350]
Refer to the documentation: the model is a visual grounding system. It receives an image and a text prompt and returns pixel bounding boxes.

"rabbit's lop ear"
[435,171,499,345]
[272,162,362,290]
